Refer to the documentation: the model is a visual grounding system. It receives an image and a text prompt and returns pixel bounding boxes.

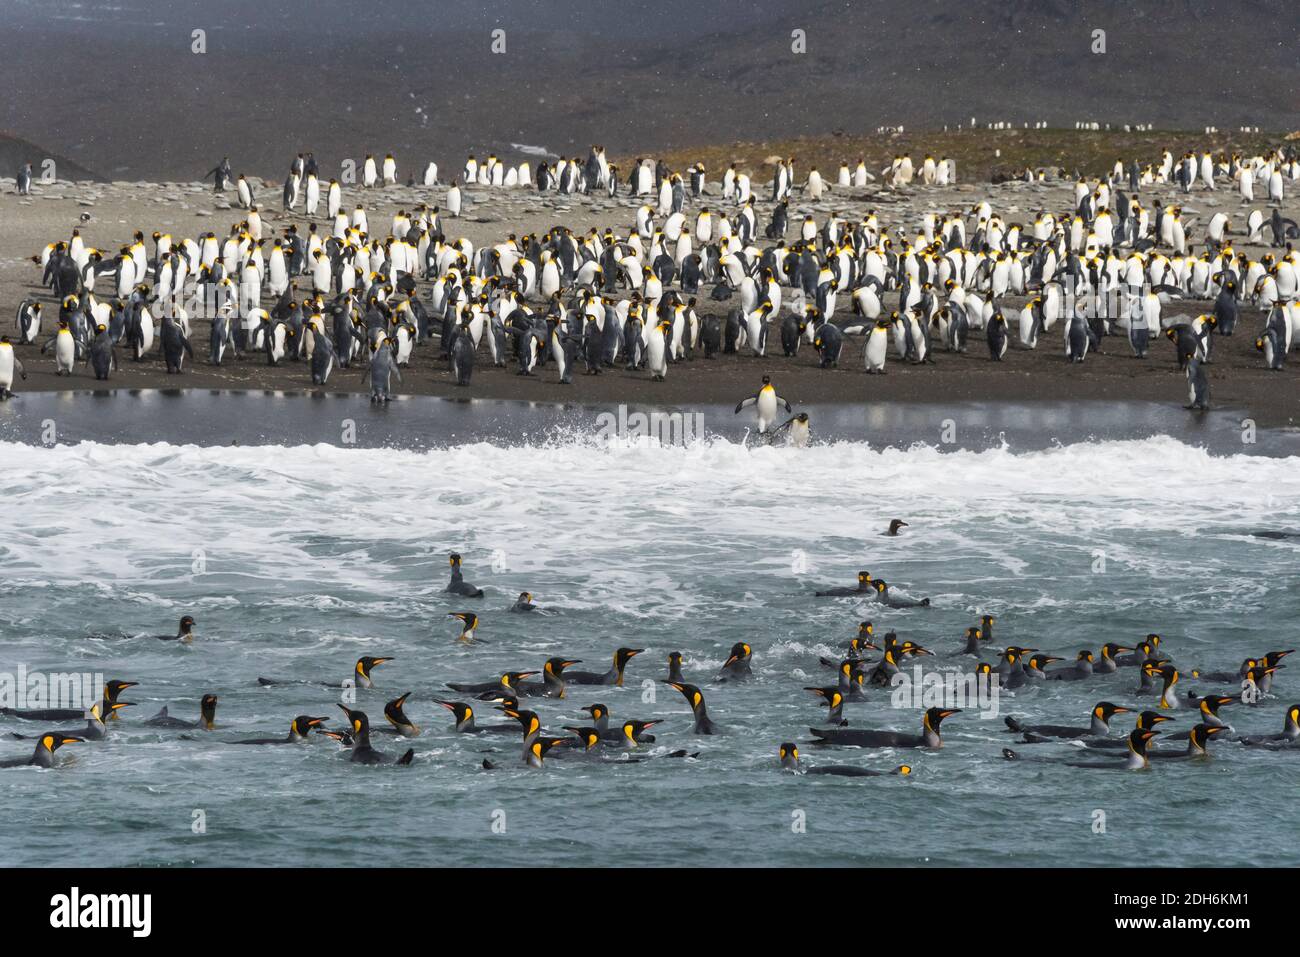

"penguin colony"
[7,142,1299,411]
[4,551,1295,773]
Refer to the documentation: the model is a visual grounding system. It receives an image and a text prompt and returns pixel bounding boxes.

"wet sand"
[2,169,1297,429]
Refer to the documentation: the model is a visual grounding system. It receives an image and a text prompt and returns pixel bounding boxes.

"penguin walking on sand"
[646,318,669,381]
[363,338,402,402]
[16,300,42,344]
[0,336,28,398]
[1256,328,1285,370]
[42,320,82,375]
[1185,357,1209,411]
[986,312,1008,361]
[17,162,34,196]
[310,330,336,384]
[451,320,475,386]
[734,374,792,434]
[865,317,891,371]
[87,324,117,380]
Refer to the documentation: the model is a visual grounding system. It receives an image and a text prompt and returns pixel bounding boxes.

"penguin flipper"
[734,395,757,413]
[397,749,415,766]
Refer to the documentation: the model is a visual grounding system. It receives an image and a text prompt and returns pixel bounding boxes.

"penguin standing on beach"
[363,338,401,402]
[87,324,117,380]
[1184,357,1209,411]
[0,337,27,398]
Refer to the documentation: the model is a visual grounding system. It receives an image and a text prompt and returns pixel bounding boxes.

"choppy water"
[2,434,1299,867]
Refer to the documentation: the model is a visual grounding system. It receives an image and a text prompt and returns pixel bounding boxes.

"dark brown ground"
[3,147,1298,429]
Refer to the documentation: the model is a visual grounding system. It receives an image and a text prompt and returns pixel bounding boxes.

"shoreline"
[1,390,1296,456]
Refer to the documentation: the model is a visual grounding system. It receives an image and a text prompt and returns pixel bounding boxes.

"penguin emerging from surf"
[773,412,810,447]
[735,375,792,435]
[886,519,908,536]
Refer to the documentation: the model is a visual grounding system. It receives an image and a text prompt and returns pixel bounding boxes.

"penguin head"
[622,720,659,744]
[1136,711,1172,731]
[723,643,751,667]
[543,657,581,678]
[356,656,393,681]
[1094,702,1130,722]
[384,692,414,727]
[563,727,602,751]
[289,715,327,737]
[1100,642,1130,660]
[338,704,370,739]
[40,734,82,755]
[779,742,800,770]
[667,651,683,670]
[923,707,960,732]
[1189,724,1228,751]
[199,694,219,728]
[615,648,644,668]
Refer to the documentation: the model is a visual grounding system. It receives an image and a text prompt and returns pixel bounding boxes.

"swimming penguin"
[886,519,909,536]
[152,615,197,642]
[1063,728,1160,770]
[1045,650,1095,681]
[1,679,137,723]
[379,693,421,737]
[7,700,133,743]
[0,734,82,769]
[666,651,686,684]
[515,658,582,699]
[734,374,792,434]
[871,579,931,608]
[578,704,658,744]
[145,693,218,730]
[718,642,753,681]
[445,553,484,597]
[1004,702,1130,741]
[1238,705,1300,747]
[435,699,514,734]
[231,715,328,745]
[662,681,720,734]
[448,611,481,644]
[809,707,958,748]
[509,592,537,613]
[253,655,393,693]
[772,411,811,447]
[565,648,644,686]
[814,571,873,597]
[334,705,414,765]
[805,687,848,725]
[444,671,537,698]
[779,743,911,777]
